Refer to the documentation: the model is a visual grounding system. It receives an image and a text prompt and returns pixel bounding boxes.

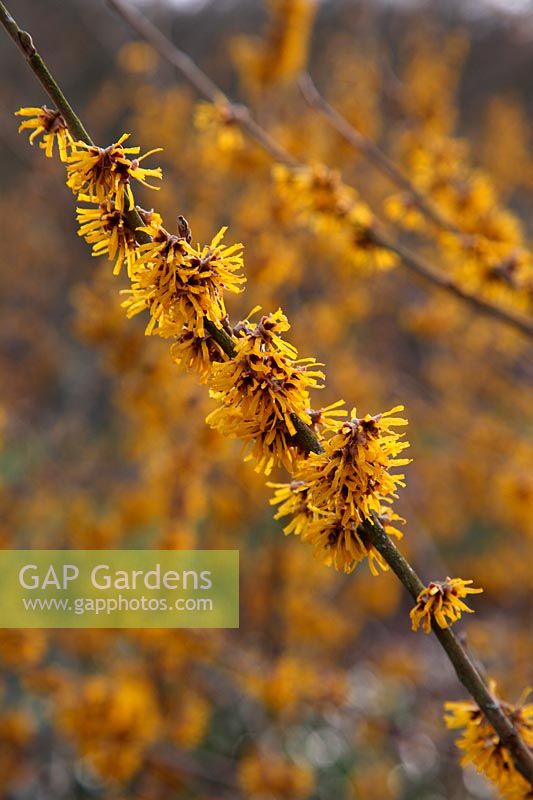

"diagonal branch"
[371,229,533,338]
[299,72,462,235]
[299,72,533,339]
[106,0,300,169]
[1,1,533,788]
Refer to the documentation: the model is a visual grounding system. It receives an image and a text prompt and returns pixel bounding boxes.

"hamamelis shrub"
[1,1,533,799]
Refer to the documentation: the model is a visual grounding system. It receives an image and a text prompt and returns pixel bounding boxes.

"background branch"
[106,0,533,341]
[106,0,299,168]
[299,72,462,235]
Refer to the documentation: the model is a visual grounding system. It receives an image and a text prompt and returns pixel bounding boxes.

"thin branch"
[299,74,533,337]
[106,0,300,169]
[301,71,533,336]
[299,72,462,235]
[0,2,91,145]
[372,229,533,339]
[148,744,241,797]
[106,0,533,342]
[2,2,533,788]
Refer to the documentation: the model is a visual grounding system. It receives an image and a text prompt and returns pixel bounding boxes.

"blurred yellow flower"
[238,749,314,799]
[118,41,158,75]
[59,674,160,783]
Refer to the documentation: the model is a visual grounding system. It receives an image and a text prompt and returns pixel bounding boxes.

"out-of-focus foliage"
[0,0,532,798]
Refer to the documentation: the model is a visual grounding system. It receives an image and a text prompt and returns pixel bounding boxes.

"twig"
[299,72,462,235]
[147,744,241,796]
[2,2,533,788]
[372,229,533,339]
[0,2,91,144]
[106,0,533,342]
[0,1,152,246]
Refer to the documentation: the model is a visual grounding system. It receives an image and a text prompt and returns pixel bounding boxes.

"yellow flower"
[300,406,410,526]
[232,0,317,91]
[304,511,378,573]
[66,133,162,210]
[168,325,227,381]
[58,673,160,782]
[206,309,324,474]
[269,480,313,537]
[270,407,409,574]
[275,163,398,271]
[15,105,72,161]
[122,223,244,338]
[165,691,210,749]
[195,100,245,153]
[445,686,533,799]
[308,399,347,433]
[384,192,427,231]
[118,41,158,75]
[76,200,140,276]
[298,505,403,575]
[349,225,398,272]
[0,708,36,785]
[244,655,346,718]
[0,630,46,668]
[410,577,483,633]
[274,163,357,231]
[270,410,409,575]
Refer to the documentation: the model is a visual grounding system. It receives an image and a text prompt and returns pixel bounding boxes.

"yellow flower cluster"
[195,100,245,154]
[410,576,483,633]
[121,223,245,338]
[244,654,346,719]
[271,407,410,573]
[445,688,533,799]
[385,126,533,309]
[238,749,314,799]
[0,629,46,668]
[207,309,324,474]
[66,132,162,211]
[58,674,160,782]
[169,326,227,380]
[0,708,36,786]
[76,200,140,276]
[265,0,317,83]
[164,690,210,749]
[274,163,397,271]
[15,106,246,380]
[232,0,317,92]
